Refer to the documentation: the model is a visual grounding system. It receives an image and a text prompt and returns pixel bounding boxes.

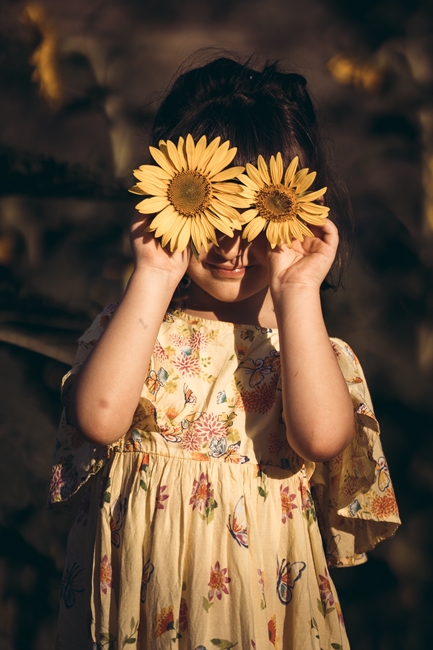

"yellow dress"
[49,304,400,650]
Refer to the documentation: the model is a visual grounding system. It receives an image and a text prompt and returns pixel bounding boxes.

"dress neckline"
[168,308,277,334]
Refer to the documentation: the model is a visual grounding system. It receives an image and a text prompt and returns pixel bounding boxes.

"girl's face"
[185,231,271,314]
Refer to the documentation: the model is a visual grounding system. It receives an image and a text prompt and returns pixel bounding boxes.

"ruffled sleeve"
[310,338,400,567]
[48,303,118,504]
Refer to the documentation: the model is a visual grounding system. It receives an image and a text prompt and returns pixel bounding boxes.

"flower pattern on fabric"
[100,555,112,595]
[208,562,231,601]
[280,485,297,523]
[52,310,400,649]
[155,485,170,511]
[268,615,277,646]
[154,605,175,638]
[190,473,218,523]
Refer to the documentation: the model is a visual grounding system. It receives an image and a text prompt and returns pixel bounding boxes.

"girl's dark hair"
[151,55,352,288]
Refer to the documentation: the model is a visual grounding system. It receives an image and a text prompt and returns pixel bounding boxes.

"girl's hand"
[130,213,190,282]
[267,219,339,291]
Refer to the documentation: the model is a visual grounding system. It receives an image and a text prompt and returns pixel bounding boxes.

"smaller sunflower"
[238,154,330,248]
[129,135,251,253]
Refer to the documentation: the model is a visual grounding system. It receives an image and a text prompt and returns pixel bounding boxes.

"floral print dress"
[49,305,400,650]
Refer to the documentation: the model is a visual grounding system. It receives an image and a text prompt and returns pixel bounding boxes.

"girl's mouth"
[204,263,248,278]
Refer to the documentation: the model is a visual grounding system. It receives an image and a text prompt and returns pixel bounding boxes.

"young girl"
[49,57,400,650]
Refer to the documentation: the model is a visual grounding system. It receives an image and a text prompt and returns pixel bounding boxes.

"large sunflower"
[238,153,330,248]
[129,135,251,253]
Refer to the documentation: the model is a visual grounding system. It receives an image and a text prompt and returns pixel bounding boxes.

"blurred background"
[0,0,433,648]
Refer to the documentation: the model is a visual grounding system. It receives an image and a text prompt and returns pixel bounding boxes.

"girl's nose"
[213,232,247,259]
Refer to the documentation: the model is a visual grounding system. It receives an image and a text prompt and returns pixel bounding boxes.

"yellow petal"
[190,218,203,252]
[289,218,305,241]
[198,137,221,170]
[246,163,264,188]
[136,164,172,181]
[204,210,235,237]
[284,156,299,186]
[212,182,244,194]
[238,208,258,223]
[293,168,309,187]
[149,147,175,175]
[210,166,245,182]
[135,196,170,214]
[270,154,283,184]
[210,198,241,221]
[176,218,192,252]
[297,220,315,238]
[149,204,177,232]
[166,139,183,172]
[257,155,271,184]
[159,212,181,247]
[166,215,188,250]
[128,184,146,195]
[134,180,167,196]
[186,134,196,170]
[213,191,252,209]
[298,187,327,202]
[198,213,218,244]
[266,221,280,245]
[298,202,330,215]
[295,171,316,193]
[177,136,187,170]
[206,142,237,177]
[194,135,208,168]
[238,173,259,191]
[242,216,266,241]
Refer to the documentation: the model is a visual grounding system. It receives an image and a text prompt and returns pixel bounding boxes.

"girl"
[49,57,400,650]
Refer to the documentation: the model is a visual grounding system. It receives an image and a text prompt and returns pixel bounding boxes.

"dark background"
[1,0,433,648]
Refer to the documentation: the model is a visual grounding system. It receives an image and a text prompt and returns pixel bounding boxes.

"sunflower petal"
[238,173,259,191]
[148,204,177,232]
[284,156,299,186]
[246,163,263,188]
[136,164,172,181]
[165,215,187,251]
[206,143,237,177]
[135,196,170,214]
[289,218,305,241]
[198,137,221,170]
[257,156,271,184]
[166,139,183,172]
[213,191,252,209]
[205,210,235,237]
[177,137,187,170]
[242,216,266,241]
[298,202,330,215]
[185,134,196,170]
[176,218,192,252]
[238,209,258,224]
[212,182,244,194]
[293,168,309,187]
[296,171,316,193]
[210,198,241,221]
[297,220,315,238]
[194,135,208,168]
[128,184,147,195]
[298,211,328,226]
[270,154,283,184]
[211,166,246,182]
[298,187,327,202]
[149,147,175,175]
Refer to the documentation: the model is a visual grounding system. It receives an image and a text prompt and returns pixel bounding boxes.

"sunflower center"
[167,171,211,217]
[256,185,298,222]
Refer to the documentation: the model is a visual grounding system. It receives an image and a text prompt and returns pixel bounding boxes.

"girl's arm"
[70,216,189,445]
[269,219,355,462]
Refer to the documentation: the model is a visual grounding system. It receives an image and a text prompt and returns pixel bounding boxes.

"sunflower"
[239,154,330,248]
[129,135,251,253]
